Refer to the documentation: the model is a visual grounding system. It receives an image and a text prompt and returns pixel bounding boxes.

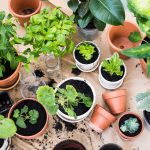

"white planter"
[73,41,100,72]
[99,59,126,90]
[56,77,96,122]
[0,138,11,150]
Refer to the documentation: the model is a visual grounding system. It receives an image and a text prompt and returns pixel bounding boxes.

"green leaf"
[21,105,28,114]
[46,105,58,115]
[0,115,4,120]
[29,109,39,121]
[147,57,150,76]
[93,17,106,31]
[78,2,89,18]
[0,11,5,21]
[13,109,20,118]
[122,43,150,58]
[68,0,79,12]
[65,108,76,118]
[16,117,26,129]
[89,0,125,25]
[0,67,3,77]
[136,91,150,103]
[6,52,12,62]
[128,31,142,43]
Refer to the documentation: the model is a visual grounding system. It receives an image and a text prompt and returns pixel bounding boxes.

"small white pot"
[0,138,11,150]
[99,58,127,90]
[73,41,100,71]
[56,77,96,121]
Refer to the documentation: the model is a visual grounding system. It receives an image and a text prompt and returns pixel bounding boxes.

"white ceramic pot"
[0,138,11,150]
[56,77,96,122]
[73,41,100,72]
[99,59,127,90]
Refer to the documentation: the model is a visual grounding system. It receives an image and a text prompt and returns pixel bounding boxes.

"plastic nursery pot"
[8,98,49,139]
[0,63,21,89]
[53,140,86,150]
[56,77,96,122]
[0,138,11,150]
[99,58,127,90]
[99,143,123,150]
[116,112,144,141]
[8,0,42,26]
[73,41,100,72]
[102,89,127,114]
[89,104,116,132]
[107,21,142,59]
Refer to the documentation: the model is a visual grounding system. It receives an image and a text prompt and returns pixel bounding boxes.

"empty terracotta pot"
[89,105,116,132]
[8,0,42,26]
[102,89,127,114]
[107,21,142,59]
[140,59,147,76]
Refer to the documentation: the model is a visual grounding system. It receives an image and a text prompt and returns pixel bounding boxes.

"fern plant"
[102,53,124,76]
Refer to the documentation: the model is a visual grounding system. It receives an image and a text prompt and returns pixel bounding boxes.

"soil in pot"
[10,100,47,136]
[75,43,99,64]
[144,110,150,124]
[0,139,4,148]
[100,143,123,150]
[101,62,125,82]
[18,8,35,15]
[34,69,44,78]
[53,140,86,150]
[119,114,142,137]
[57,79,93,116]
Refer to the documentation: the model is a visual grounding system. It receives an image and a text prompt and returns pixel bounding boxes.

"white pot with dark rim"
[99,58,126,90]
[56,77,96,122]
[73,41,100,72]
[0,138,11,150]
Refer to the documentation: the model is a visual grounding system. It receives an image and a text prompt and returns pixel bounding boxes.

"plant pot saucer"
[75,61,100,73]
[98,76,122,90]
[0,73,21,91]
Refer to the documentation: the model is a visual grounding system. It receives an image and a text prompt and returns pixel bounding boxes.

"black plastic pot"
[100,143,123,150]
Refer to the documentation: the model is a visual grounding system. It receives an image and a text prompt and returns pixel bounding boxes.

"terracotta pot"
[102,89,127,114]
[100,143,123,150]
[140,59,147,76]
[89,105,116,132]
[107,21,142,59]
[0,63,21,88]
[8,0,42,26]
[8,98,49,139]
[116,112,144,140]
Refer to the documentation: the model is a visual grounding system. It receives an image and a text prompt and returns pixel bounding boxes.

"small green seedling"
[102,52,124,76]
[120,117,140,133]
[13,105,39,129]
[76,42,96,60]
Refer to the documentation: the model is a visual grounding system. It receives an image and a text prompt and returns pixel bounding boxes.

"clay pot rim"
[0,62,21,83]
[107,21,142,52]
[102,89,126,100]
[116,111,144,140]
[8,0,42,18]
[8,98,49,139]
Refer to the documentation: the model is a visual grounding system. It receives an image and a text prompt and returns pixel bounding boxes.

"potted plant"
[67,0,125,40]
[0,115,17,149]
[100,143,123,150]
[99,53,126,90]
[121,0,150,77]
[8,0,42,26]
[8,98,49,139]
[102,89,127,114]
[36,77,96,122]
[73,41,100,72]
[14,7,76,59]
[107,21,142,59]
[89,104,116,133]
[53,140,86,150]
[116,112,144,140]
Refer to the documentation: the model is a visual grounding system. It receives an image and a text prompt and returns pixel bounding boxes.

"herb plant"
[120,117,140,133]
[76,42,96,60]
[68,0,125,30]
[0,115,17,138]
[36,85,93,118]
[102,53,124,76]
[13,105,39,129]
[14,7,76,58]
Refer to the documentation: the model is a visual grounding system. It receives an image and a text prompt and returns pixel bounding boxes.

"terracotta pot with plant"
[89,104,116,132]
[8,0,42,26]
[107,21,142,59]
[102,89,127,114]
[100,143,123,150]
[67,0,125,40]
[8,98,49,139]
[116,112,144,140]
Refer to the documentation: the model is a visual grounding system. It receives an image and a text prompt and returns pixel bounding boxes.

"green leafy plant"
[121,0,150,77]
[14,7,76,59]
[13,105,39,129]
[102,52,124,76]
[68,0,125,30]
[0,115,17,138]
[136,91,150,112]
[128,31,142,43]
[36,85,93,118]
[120,117,140,133]
[76,42,96,60]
